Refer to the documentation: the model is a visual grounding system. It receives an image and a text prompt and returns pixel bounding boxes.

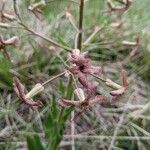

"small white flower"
[64,70,70,77]
[74,88,85,102]
[3,13,16,21]
[105,79,122,89]
[0,23,11,28]
[72,49,80,55]
[26,83,44,99]
[28,0,46,11]
[122,40,137,46]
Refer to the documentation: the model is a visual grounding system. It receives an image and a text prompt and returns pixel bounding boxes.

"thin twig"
[64,135,150,140]
[83,26,104,46]
[108,93,134,150]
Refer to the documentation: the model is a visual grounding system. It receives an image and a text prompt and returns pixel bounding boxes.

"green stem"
[77,0,84,50]
[90,73,106,82]
[42,72,66,86]
[2,48,11,61]
[58,76,73,125]
[20,22,72,52]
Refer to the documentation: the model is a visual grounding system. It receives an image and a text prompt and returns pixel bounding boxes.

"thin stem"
[58,108,64,125]
[19,22,72,52]
[83,26,104,46]
[58,76,73,125]
[42,72,66,86]
[90,73,106,82]
[66,12,79,32]
[2,48,11,61]
[13,0,72,52]
[115,0,126,5]
[77,0,84,50]
[64,135,150,140]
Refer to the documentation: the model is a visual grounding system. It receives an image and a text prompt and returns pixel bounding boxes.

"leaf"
[0,57,12,88]
[58,80,65,97]
[27,135,45,150]
[63,107,74,122]
[51,94,58,119]
[65,76,74,99]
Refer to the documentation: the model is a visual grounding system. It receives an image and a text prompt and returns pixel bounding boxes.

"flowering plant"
[0,0,149,150]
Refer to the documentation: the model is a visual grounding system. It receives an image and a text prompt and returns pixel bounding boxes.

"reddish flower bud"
[13,77,43,110]
[4,36,20,47]
[121,69,128,88]
[78,72,89,89]
[59,88,106,122]
[105,69,128,100]
[68,49,89,65]
[87,81,99,96]
[88,95,106,105]
[58,99,82,107]
[110,87,126,96]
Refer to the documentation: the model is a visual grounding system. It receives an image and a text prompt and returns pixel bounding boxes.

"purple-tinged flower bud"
[88,95,106,105]
[0,23,11,28]
[106,69,128,99]
[121,69,128,88]
[13,77,43,110]
[58,99,82,107]
[2,13,16,21]
[28,0,46,11]
[4,36,20,47]
[110,87,126,96]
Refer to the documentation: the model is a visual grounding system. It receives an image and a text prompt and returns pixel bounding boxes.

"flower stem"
[42,72,66,86]
[20,22,72,52]
[90,73,106,82]
[77,0,84,50]
[13,0,72,52]
[2,48,11,61]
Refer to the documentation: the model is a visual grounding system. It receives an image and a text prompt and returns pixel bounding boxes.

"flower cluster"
[67,49,101,95]
[59,49,106,121]
[58,49,128,121]
[13,49,128,122]
[59,87,106,122]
